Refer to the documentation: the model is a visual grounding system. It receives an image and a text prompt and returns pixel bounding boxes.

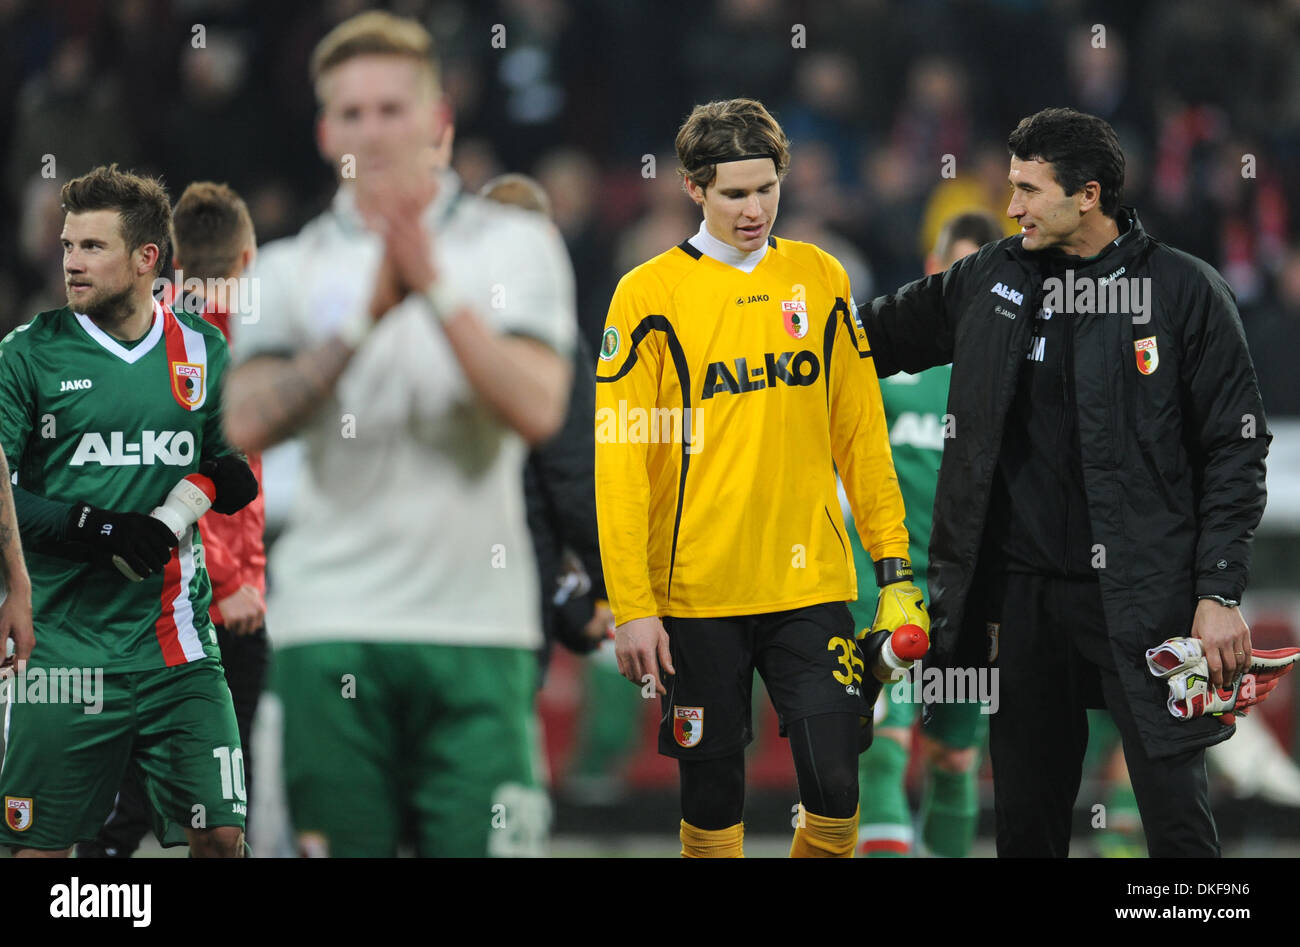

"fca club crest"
[171,361,205,408]
[782,300,808,339]
[986,622,1001,664]
[5,796,32,831]
[1134,336,1159,375]
[673,706,703,747]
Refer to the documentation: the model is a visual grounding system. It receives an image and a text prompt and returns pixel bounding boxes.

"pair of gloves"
[62,455,258,580]
[1146,637,1300,726]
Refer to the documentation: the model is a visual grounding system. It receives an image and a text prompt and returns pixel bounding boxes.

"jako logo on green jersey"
[702,351,820,399]
[69,431,196,466]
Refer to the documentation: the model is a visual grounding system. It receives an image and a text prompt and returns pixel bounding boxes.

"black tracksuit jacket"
[860,208,1270,758]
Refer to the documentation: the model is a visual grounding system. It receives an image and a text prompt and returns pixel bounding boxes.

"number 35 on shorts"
[828,636,864,686]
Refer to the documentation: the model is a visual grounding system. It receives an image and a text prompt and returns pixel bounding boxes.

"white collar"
[687,220,769,273]
[74,298,164,364]
[332,168,462,235]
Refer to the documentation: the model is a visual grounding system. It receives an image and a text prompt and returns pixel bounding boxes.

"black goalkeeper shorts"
[658,602,870,760]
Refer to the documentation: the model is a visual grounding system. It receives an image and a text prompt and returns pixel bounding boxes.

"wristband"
[874,557,914,588]
[422,281,463,326]
[337,307,375,349]
[1197,594,1240,608]
[149,474,216,539]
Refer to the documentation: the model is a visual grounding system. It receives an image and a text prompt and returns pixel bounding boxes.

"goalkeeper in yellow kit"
[595,98,928,858]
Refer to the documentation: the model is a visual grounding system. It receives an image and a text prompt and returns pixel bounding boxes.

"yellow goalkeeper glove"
[864,557,930,644]
[854,558,931,753]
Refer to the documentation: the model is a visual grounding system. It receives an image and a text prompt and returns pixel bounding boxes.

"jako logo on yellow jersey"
[69,431,196,466]
[702,351,820,400]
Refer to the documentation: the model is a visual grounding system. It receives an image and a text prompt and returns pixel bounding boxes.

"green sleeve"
[0,328,35,475]
[12,484,74,547]
[0,326,85,556]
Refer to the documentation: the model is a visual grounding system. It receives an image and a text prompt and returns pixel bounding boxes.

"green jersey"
[846,365,950,626]
[0,301,232,671]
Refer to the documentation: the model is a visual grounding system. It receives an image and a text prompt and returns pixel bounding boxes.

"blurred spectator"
[5,35,137,203]
[780,51,869,186]
[857,144,930,291]
[782,139,862,234]
[1243,246,1300,417]
[682,0,794,108]
[1141,0,1294,141]
[917,142,1020,258]
[535,147,614,347]
[1063,22,1149,146]
[0,0,1295,422]
[168,31,274,196]
[888,56,975,180]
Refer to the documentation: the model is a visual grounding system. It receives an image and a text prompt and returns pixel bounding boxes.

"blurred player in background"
[79,180,269,857]
[597,98,929,858]
[849,211,1003,857]
[0,164,258,857]
[223,12,576,857]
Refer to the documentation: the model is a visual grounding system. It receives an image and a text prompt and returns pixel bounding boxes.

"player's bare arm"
[0,444,34,671]
[223,341,355,453]
[223,247,404,452]
[439,317,571,447]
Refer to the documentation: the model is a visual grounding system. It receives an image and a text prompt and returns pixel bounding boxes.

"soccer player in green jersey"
[848,211,1004,857]
[0,165,258,857]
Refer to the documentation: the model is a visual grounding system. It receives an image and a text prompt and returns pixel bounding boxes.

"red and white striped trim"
[154,529,207,666]
[857,822,913,856]
[161,303,210,411]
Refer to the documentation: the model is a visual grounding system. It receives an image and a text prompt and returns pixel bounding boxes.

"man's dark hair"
[1007,107,1125,218]
[61,164,172,276]
[173,181,255,281]
[934,211,1005,264]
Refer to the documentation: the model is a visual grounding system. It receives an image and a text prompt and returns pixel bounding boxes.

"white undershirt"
[688,220,769,273]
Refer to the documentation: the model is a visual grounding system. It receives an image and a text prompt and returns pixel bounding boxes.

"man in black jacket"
[861,108,1269,857]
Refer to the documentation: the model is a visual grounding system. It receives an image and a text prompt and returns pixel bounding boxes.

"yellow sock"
[680,820,744,858]
[790,804,859,858]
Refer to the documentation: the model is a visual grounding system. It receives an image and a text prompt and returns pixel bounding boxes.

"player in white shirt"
[223,11,575,857]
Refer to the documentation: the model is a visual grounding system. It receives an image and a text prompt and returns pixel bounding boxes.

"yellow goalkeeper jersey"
[595,233,909,624]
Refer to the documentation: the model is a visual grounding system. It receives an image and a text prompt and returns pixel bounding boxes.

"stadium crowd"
[1,0,1298,416]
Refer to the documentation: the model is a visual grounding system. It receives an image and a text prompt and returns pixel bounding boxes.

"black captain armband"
[874,557,914,588]
[199,454,259,515]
